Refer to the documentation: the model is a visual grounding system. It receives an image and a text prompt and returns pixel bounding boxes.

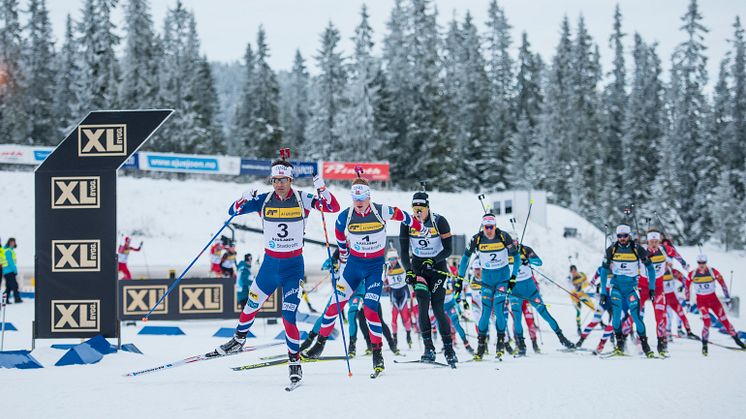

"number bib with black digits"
[410,227,443,258]
[387,266,407,289]
[264,220,304,253]
[691,271,717,295]
[478,241,508,270]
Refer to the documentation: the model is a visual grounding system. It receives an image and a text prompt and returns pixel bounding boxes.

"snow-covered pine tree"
[278,50,309,156]
[53,14,80,137]
[24,0,56,145]
[666,0,712,243]
[232,42,255,153]
[334,5,380,161]
[190,56,225,154]
[381,0,412,185]
[710,170,742,250]
[77,0,120,111]
[119,0,160,109]
[305,22,346,160]
[726,17,746,199]
[246,26,282,158]
[484,0,513,189]
[0,0,30,144]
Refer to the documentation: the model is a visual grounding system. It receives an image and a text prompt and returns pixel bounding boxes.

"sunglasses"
[483,225,495,230]
[617,234,630,238]
[412,205,428,211]
[697,261,706,264]
[270,177,290,184]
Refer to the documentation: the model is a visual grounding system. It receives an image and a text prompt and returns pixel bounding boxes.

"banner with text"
[321,161,390,181]
[139,152,240,175]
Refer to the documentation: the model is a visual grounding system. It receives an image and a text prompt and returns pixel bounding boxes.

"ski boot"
[495,334,506,359]
[302,335,327,359]
[288,353,303,384]
[463,340,475,355]
[406,331,413,349]
[686,329,699,340]
[577,326,582,336]
[473,334,487,361]
[364,347,373,356]
[505,339,514,356]
[531,338,541,353]
[733,335,746,349]
[575,336,585,348]
[612,332,625,356]
[213,334,246,356]
[421,337,437,362]
[640,336,655,358]
[702,341,708,356]
[677,327,686,338]
[299,331,317,353]
[657,338,668,357]
[443,341,458,368]
[557,331,576,350]
[348,336,357,358]
[515,337,527,357]
[372,343,385,374]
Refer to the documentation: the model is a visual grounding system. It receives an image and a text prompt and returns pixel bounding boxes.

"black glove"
[453,279,463,295]
[405,270,417,285]
[462,299,470,311]
[600,294,609,308]
[507,275,517,292]
[421,259,435,272]
[649,289,655,301]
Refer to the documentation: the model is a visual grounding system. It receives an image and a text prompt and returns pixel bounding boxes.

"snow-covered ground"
[1,170,746,418]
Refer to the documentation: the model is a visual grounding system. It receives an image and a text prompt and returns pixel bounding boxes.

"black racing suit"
[399,213,453,351]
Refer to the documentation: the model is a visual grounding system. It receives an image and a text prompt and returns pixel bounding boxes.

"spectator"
[236,253,253,308]
[209,240,224,277]
[117,236,142,280]
[220,244,238,278]
[2,238,21,303]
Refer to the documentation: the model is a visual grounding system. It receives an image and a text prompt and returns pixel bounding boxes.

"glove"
[405,270,417,285]
[453,279,463,296]
[600,294,609,308]
[313,173,326,192]
[507,275,517,292]
[338,250,348,265]
[649,289,655,301]
[421,259,435,272]
[462,300,470,311]
[232,189,257,213]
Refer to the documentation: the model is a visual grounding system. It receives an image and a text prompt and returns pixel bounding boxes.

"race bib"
[264,220,304,252]
[349,229,386,254]
[611,260,638,277]
[410,227,443,258]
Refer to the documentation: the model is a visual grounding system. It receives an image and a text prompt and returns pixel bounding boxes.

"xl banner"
[35,110,173,339]
[240,158,317,178]
[321,161,390,181]
[118,278,281,321]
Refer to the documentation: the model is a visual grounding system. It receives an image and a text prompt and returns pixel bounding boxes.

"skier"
[214,154,340,385]
[457,213,521,360]
[117,236,142,280]
[236,253,253,308]
[508,243,575,355]
[1,238,21,303]
[400,191,459,366]
[209,240,224,277]
[384,249,413,349]
[687,254,746,355]
[598,224,657,357]
[220,243,238,278]
[663,267,697,339]
[568,265,593,335]
[303,176,423,376]
[638,230,672,355]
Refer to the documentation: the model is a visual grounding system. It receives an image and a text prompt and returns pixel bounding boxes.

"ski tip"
[141,317,148,323]
[347,372,353,377]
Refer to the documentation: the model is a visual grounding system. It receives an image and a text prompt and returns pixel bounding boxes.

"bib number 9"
[419,239,429,247]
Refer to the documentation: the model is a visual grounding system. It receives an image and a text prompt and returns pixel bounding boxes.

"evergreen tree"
[191,56,225,154]
[711,170,742,249]
[232,42,255,154]
[120,0,160,108]
[245,26,282,157]
[305,22,346,160]
[77,0,120,111]
[278,50,309,155]
[727,17,746,198]
[0,0,30,143]
[334,5,380,161]
[53,14,80,136]
[24,0,56,144]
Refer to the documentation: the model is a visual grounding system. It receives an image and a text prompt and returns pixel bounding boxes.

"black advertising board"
[34,110,172,338]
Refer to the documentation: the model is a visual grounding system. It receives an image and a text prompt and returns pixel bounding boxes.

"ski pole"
[141,204,246,321]
[1,293,6,351]
[140,242,152,279]
[433,270,548,307]
[530,268,596,311]
[315,183,352,377]
[477,194,488,213]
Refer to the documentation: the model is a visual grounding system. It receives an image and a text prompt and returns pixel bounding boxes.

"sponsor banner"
[239,159,317,178]
[139,152,240,175]
[121,153,138,169]
[0,144,54,165]
[118,278,281,321]
[321,161,390,181]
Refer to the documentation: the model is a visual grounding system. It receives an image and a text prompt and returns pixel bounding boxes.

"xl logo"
[51,176,100,209]
[179,284,222,313]
[52,240,100,272]
[123,285,168,315]
[78,124,127,156]
[51,300,100,332]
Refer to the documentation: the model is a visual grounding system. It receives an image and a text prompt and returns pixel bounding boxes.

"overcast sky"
[42,0,746,84]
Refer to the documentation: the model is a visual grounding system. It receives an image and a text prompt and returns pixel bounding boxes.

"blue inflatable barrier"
[212,327,255,338]
[55,344,104,367]
[86,335,117,354]
[0,322,17,331]
[138,326,185,336]
[51,344,76,350]
[0,350,44,369]
[275,330,309,341]
[121,343,143,355]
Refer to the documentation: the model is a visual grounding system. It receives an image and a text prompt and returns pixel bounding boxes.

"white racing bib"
[478,242,509,270]
[387,267,407,289]
[264,219,304,253]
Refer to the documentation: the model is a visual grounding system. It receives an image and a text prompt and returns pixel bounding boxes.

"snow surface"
[1,170,746,418]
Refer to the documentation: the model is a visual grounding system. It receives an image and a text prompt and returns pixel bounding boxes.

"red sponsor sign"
[322,161,390,181]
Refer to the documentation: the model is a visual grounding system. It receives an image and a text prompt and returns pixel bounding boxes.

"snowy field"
[1,170,746,418]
